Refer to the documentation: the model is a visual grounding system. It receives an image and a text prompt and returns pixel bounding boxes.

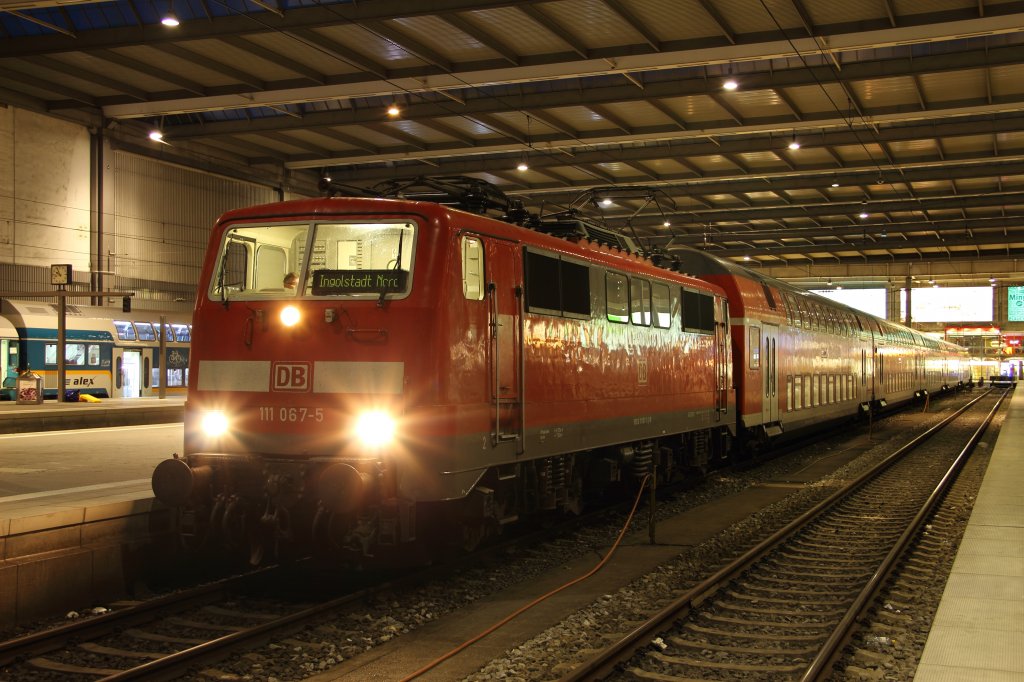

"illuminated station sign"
[1010,286,1024,322]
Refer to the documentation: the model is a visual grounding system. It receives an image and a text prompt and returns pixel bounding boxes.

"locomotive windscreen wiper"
[379,227,406,307]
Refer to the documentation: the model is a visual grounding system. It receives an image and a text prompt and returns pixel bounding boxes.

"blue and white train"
[0,299,191,400]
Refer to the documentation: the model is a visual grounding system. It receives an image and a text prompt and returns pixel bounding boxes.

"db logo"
[272,362,311,392]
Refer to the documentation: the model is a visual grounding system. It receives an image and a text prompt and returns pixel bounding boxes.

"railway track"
[560,387,1009,682]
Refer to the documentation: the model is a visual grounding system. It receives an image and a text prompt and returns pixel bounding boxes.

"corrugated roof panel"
[723,88,792,118]
[596,101,679,128]
[541,0,647,50]
[311,23,425,70]
[954,178,1002,192]
[831,143,884,163]
[388,14,498,63]
[629,0,733,41]
[893,0,973,16]
[942,134,996,154]
[990,64,1024,98]
[102,45,242,88]
[464,6,581,56]
[852,76,921,109]
[172,39,307,83]
[654,95,731,123]
[995,130,1024,150]
[918,68,986,103]
[888,139,937,155]
[690,155,743,172]
[298,130,368,155]
[733,151,783,170]
[806,0,886,25]
[540,106,616,132]
[243,32,363,78]
[781,82,850,116]
[787,147,842,167]
[711,0,801,33]
[641,158,703,176]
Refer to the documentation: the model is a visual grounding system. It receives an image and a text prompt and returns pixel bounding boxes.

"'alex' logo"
[272,362,311,392]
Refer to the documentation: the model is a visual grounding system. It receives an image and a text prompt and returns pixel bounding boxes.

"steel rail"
[800,386,1011,681]
[558,388,1002,681]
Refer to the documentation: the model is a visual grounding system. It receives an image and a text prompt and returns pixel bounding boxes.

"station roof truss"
[3,0,1024,288]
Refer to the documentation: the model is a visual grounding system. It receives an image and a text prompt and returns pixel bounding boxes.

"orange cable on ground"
[399,473,652,682]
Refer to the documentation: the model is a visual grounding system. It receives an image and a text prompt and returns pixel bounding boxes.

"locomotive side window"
[652,282,671,328]
[462,236,485,300]
[526,252,561,313]
[606,273,629,323]
[561,260,591,317]
[525,251,591,317]
[681,289,715,334]
[630,279,651,326]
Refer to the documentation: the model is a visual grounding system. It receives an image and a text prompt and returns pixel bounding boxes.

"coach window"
[630,278,652,326]
[749,326,761,368]
[87,345,100,366]
[786,375,794,411]
[606,273,629,323]
[462,236,485,300]
[135,322,155,341]
[652,282,671,328]
[114,320,137,341]
[172,323,191,342]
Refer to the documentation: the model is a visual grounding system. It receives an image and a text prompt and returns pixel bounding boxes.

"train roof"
[1,299,190,326]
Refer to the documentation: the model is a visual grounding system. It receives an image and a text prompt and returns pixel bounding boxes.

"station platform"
[916,386,1024,681]
[0,397,182,626]
[0,395,184,434]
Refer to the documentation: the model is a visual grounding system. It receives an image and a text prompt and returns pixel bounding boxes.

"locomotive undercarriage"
[158,426,732,566]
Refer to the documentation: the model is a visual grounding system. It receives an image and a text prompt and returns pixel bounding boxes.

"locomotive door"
[761,324,779,424]
[484,239,523,448]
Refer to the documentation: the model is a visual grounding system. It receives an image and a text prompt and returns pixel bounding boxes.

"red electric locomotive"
[152,178,735,564]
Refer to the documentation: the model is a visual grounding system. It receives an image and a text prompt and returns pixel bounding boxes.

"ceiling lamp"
[516,157,529,172]
[601,197,613,207]
[161,0,179,26]
[743,255,751,261]
[148,129,165,142]
[831,180,840,188]
[858,200,868,219]
[663,220,671,227]
[723,78,738,91]
[386,103,400,117]
[788,135,800,151]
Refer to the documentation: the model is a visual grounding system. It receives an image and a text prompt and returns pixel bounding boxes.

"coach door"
[484,239,523,448]
[114,349,142,398]
[714,298,730,418]
[762,323,779,424]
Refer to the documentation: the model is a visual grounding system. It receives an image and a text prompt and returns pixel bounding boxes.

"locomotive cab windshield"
[210,220,416,301]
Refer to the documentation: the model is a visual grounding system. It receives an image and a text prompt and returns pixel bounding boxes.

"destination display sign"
[312,269,407,295]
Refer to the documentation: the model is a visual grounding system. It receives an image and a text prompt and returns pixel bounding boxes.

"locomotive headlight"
[200,410,230,437]
[280,305,301,327]
[354,410,396,447]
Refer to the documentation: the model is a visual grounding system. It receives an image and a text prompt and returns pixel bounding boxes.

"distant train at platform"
[0,299,191,400]
[149,176,969,567]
